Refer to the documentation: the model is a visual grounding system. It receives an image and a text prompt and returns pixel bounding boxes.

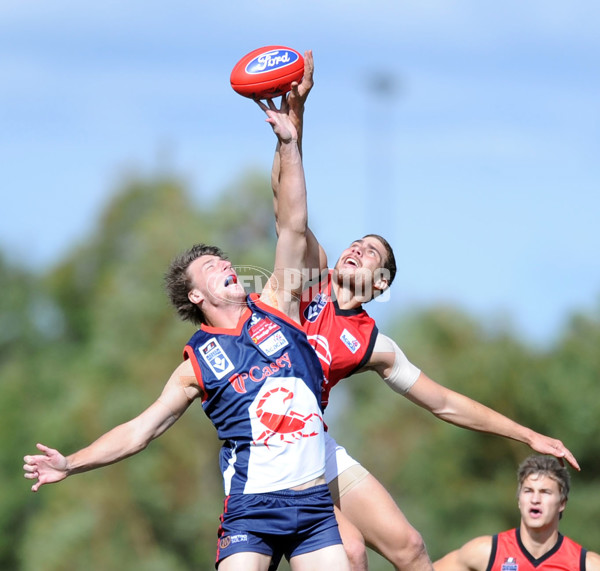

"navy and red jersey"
[184,294,326,496]
[299,270,378,409]
[488,528,587,570]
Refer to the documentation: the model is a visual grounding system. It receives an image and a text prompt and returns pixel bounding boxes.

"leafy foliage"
[4,172,599,570]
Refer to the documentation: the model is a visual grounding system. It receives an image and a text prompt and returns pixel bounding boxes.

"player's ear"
[373,276,389,294]
[372,265,391,297]
[558,498,567,515]
[188,288,204,305]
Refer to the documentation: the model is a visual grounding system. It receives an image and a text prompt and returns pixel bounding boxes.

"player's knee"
[341,532,368,570]
[389,527,430,567]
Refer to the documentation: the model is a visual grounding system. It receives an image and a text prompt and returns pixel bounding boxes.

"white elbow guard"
[373,333,420,394]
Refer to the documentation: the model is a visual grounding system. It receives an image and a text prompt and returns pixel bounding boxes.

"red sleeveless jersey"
[489,528,586,570]
[299,270,378,409]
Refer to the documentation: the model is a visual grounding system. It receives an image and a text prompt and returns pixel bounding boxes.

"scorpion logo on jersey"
[250,377,323,449]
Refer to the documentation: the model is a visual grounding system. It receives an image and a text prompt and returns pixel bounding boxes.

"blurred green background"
[4,173,598,570]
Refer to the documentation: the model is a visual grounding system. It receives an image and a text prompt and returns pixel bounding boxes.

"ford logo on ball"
[245,49,299,74]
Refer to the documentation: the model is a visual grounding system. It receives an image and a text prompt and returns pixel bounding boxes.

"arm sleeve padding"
[373,333,421,394]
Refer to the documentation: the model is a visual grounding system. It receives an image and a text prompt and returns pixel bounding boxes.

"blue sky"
[2,1,599,345]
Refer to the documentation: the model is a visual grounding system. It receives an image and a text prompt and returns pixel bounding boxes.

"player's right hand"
[23,443,69,492]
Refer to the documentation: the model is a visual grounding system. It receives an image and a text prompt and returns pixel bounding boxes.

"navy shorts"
[215,484,341,568]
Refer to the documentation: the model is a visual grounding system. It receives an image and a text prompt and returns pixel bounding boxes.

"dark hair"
[164,243,228,325]
[363,234,397,289]
[517,455,570,504]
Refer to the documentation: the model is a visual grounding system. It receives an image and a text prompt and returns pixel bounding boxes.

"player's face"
[518,474,565,530]
[187,255,245,306]
[334,237,389,296]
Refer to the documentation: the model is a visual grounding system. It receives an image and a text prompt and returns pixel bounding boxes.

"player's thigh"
[337,472,418,549]
[290,544,350,571]
[217,551,272,571]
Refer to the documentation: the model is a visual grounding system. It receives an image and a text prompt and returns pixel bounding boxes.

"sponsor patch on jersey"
[303,292,328,323]
[248,315,288,356]
[258,330,289,356]
[248,317,281,344]
[199,338,234,379]
[501,558,518,571]
[340,328,361,354]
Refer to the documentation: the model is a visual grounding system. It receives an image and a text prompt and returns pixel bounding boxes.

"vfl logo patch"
[340,329,360,354]
[245,48,299,75]
[199,338,234,379]
[304,292,328,323]
[501,558,518,571]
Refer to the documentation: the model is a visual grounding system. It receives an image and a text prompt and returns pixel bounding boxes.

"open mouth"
[224,275,238,287]
[344,257,359,268]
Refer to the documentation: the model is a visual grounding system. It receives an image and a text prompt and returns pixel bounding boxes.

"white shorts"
[324,433,370,503]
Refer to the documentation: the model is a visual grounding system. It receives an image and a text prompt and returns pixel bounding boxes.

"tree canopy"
[4,172,599,570]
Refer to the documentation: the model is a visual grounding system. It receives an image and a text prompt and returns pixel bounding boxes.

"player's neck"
[331,280,367,309]
[520,522,560,559]
[203,300,247,329]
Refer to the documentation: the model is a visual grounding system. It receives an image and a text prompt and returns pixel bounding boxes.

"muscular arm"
[433,536,493,571]
[367,334,580,470]
[257,99,309,321]
[24,360,202,491]
[269,50,326,275]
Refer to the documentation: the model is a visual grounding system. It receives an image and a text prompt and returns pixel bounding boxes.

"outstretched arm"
[433,536,493,571]
[407,373,579,469]
[367,335,580,470]
[23,360,201,491]
[267,50,326,275]
[256,97,307,320]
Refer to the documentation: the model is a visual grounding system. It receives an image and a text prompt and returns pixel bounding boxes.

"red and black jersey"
[488,528,587,570]
[299,270,378,409]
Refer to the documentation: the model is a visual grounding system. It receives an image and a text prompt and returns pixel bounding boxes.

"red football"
[230,46,304,99]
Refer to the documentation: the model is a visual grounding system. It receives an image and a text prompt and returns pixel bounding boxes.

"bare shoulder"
[434,535,493,571]
[586,550,600,571]
[167,359,202,395]
[173,358,196,382]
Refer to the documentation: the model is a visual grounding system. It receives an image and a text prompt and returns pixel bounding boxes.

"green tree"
[7,169,600,570]
[333,303,600,568]
[16,170,278,570]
